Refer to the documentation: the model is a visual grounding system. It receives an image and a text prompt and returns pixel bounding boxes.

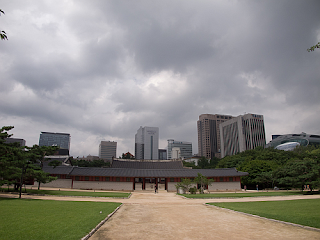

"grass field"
[179,191,307,198]
[1,188,131,198]
[208,199,320,229]
[0,198,121,240]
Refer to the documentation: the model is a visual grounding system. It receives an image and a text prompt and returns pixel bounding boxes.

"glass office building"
[167,139,192,160]
[39,132,71,150]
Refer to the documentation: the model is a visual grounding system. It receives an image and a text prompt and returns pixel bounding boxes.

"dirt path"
[89,191,320,240]
[1,190,320,239]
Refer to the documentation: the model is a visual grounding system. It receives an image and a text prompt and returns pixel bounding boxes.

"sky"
[1,1,320,158]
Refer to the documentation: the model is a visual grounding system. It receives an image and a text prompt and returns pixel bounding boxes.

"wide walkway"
[1,190,320,239]
[89,191,320,240]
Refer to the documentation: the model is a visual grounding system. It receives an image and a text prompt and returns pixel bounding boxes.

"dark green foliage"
[121,152,135,159]
[307,42,320,52]
[0,126,58,195]
[0,9,8,40]
[217,145,320,190]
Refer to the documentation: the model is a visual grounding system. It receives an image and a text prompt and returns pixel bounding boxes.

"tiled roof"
[43,166,248,178]
[42,166,74,175]
[111,160,184,169]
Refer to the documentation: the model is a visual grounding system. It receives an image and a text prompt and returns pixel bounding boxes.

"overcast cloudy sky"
[1,1,319,157]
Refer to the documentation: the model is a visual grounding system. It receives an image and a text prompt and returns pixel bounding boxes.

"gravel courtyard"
[89,191,320,240]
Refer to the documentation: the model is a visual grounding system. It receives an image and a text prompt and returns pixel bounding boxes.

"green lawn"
[179,191,306,198]
[1,188,131,198]
[208,199,320,229]
[0,198,121,240]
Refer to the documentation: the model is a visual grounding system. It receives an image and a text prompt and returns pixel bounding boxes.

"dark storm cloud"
[0,0,319,156]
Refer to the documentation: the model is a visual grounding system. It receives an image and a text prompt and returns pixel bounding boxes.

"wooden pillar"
[143,178,145,190]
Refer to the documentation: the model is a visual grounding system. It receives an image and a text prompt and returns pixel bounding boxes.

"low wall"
[167,182,241,192]
[31,179,73,189]
[208,182,241,191]
[73,181,133,191]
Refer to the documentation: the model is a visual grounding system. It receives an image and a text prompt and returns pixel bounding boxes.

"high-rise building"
[135,126,159,160]
[99,141,117,161]
[167,139,192,160]
[39,132,70,150]
[5,138,26,147]
[197,114,234,159]
[220,113,266,158]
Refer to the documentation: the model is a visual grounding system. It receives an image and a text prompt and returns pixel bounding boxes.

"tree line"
[0,126,58,197]
[184,145,320,191]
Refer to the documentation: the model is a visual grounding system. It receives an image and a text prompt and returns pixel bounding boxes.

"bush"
[189,187,197,194]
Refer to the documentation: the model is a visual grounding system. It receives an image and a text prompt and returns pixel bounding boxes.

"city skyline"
[1,1,319,157]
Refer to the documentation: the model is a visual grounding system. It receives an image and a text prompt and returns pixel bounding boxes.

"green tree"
[0,126,58,197]
[175,178,193,193]
[198,156,209,169]
[193,173,214,194]
[307,42,320,52]
[0,9,8,40]
[274,158,320,191]
[121,152,135,159]
[239,159,278,188]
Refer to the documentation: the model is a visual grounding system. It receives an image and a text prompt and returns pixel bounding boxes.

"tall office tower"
[39,132,71,150]
[220,113,266,158]
[99,141,117,161]
[135,126,159,160]
[197,114,234,159]
[167,139,192,160]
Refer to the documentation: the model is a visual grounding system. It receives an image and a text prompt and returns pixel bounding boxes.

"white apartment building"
[220,113,266,158]
[135,126,159,160]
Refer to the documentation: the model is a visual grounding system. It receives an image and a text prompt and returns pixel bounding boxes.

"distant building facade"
[220,113,266,158]
[197,114,234,159]
[167,139,192,160]
[39,132,70,150]
[135,126,159,160]
[5,137,26,146]
[266,133,320,148]
[99,141,117,161]
[158,149,167,160]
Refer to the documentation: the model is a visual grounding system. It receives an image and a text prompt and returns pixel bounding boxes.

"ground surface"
[1,189,320,240]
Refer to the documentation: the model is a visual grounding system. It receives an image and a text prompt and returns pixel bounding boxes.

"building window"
[229,177,233,182]
[75,176,80,181]
[85,176,89,181]
[116,177,120,182]
[56,174,60,179]
[66,175,71,179]
[219,177,224,182]
[126,177,131,182]
[170,178,174,182]
[95,177,100,181]
[105,177,110,181]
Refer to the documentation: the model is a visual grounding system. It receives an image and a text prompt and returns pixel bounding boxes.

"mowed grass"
[0,198,121,240]
[209,199,320,229]
[1,188,130,198]
[179,191,305,198]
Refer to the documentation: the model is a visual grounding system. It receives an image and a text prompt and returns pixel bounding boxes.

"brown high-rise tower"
[197,114,234,159]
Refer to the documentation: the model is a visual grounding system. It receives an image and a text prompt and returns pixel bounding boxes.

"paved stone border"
[81,204,123,240]
[205,203,320,232]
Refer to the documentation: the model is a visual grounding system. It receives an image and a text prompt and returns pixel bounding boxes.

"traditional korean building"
[36,159,248,191]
